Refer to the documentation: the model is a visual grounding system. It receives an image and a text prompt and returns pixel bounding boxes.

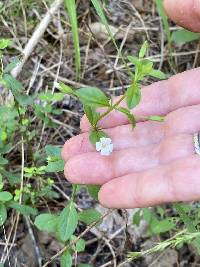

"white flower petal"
[109,144,113,153]
[96,142,102,151]
[100,148,111,156]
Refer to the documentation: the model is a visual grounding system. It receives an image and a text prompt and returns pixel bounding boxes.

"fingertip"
[80,115,90,132]
[98,182,116,208]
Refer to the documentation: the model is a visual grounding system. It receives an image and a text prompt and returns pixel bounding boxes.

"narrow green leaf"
[84,105,100,126]
[34,214,58,233]
[60,251,72,267]
[0,191,13,202]
[149,69,166,80]
[126,83,141,109]
[0,204,7,226]
[58,82,74,95]
[75,87,110,107]
[78,208,102,225]
[172,29,200,44]
[64,0,80,79]
[146,115,164,122]
[116,107,136,128]
[139,41,148,58]
[132,210,141,226]
[58,202,78,242]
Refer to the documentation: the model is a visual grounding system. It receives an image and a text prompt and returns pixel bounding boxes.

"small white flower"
[96,137,113,156]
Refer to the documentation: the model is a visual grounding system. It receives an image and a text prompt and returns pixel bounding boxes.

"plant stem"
[94,94,126,129]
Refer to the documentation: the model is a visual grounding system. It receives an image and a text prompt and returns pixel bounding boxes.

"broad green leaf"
[0,204,7,226]
[126,83,141,109]
[116,107,136,128]
[0,39,12,49]
[152,219,175,234]
[39,91,65,102]
[4,58,20,73]
[0,191,13,202]
[78,208,102,225]
[89,130,108,145]
[14,94,33,106]
[46,160,64,172]
[0,263,4,267]
[84,105,100,126]
[64,0,80,79]
[75,87,110,107]
[3,73,23,92]
[172,29,200,44]
[149,69,166,80]
[0,156,8,166]
[8,201,38,216]
[58,82,74,95]
[76,238,85,252]
[34,214,58,233]
[87,185,100,201]
[139,41,148,58]
[58,202,78,242]
[45,145,62,158]
[60,251,72,267]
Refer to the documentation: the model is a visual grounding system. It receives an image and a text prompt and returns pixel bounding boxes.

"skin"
[62,0,200,208]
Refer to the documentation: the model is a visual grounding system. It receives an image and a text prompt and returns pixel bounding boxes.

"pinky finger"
[99,155,200,209]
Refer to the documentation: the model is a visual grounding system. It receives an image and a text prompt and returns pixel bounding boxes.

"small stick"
[11,0,63,78]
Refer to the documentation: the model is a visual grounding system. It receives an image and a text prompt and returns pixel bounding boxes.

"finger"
[99,156,200,208]
[64,134,194,185]
[62,104,200,161]
[164,0,200,32]
[62,120,163,161]
[80,68,200,131]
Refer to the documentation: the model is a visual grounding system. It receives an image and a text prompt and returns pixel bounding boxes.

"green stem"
[94,94,126,129]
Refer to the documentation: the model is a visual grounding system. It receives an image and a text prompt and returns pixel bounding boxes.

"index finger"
[81,68,200,131]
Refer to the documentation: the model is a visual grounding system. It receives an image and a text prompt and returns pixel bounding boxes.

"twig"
[11,0,63,78]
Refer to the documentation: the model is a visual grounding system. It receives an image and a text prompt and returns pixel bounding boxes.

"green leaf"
[0,263,4,267]
[0,39,12,49]
[4,58,20,73]
[116,107,136,128]
[84,105,100,126]
[39,91,65,102]
[64,0,80,79]
[139,41,148,58]
[146,115,164,122]
[60,251,72,267]
[76,238,86,252]
[14,94,33,106]
[58,202,78,242]
[78,208,102,225]
[3,73,23,92]
[87,185,100,201]
[149,69,166,80]
[126,83,141,109]
[8,201,38,216]
[58,82,74,95]
[127,56,141,67]
[34,214,58,233]
[0,191,13,202]
[45,145,62,158]
[0,156,8,166]
[132,210,141,226]
[152,219,175,234]
[172,29,200,44]
[0,204,7,226]
[46,160,64,172]
[89,130,108,145]
[75,87,110,107]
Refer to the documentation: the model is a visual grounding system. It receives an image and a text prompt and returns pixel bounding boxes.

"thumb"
[164,0,200,32]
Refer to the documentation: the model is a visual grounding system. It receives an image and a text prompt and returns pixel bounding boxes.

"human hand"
[62,0,200,208]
